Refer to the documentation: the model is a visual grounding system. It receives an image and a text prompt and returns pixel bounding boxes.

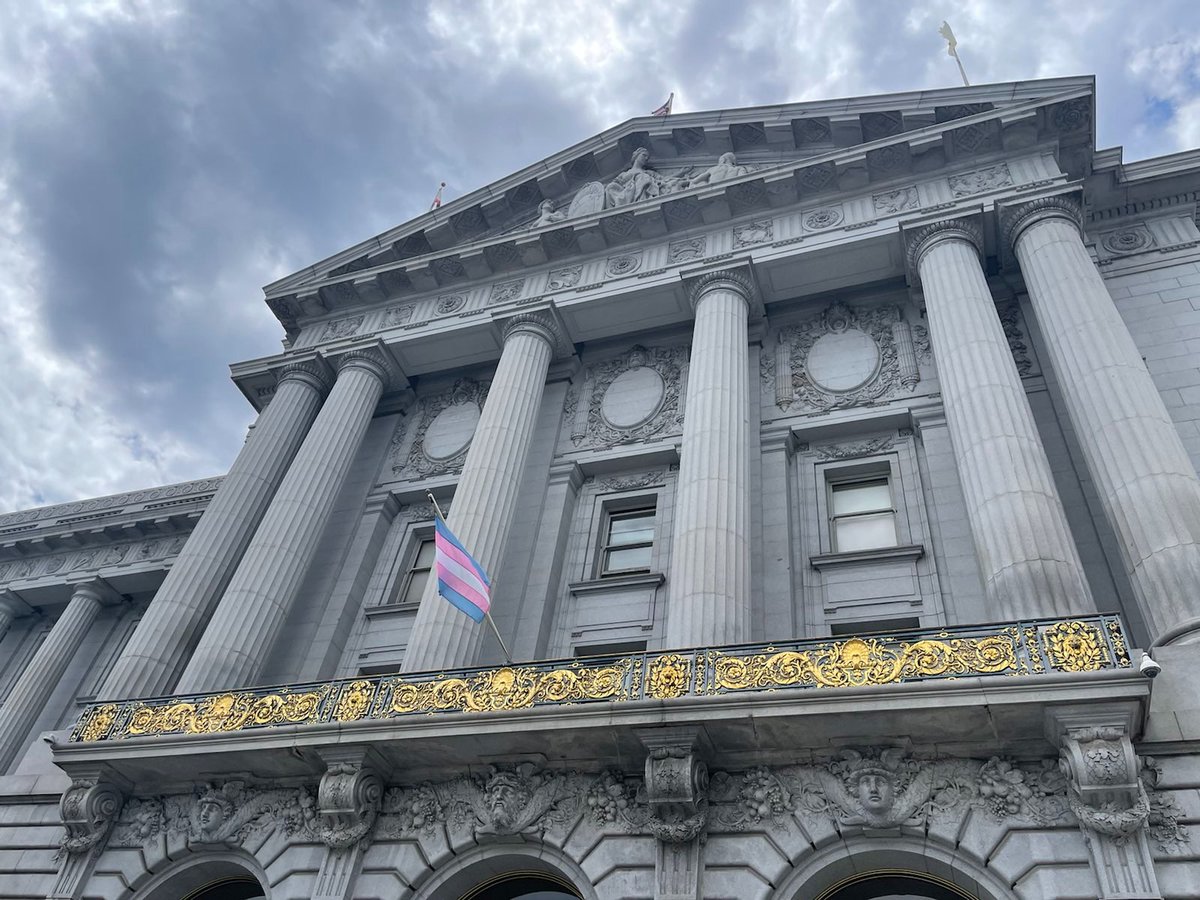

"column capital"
[65,578,123,607]
[902,216,984,286]
[498,309,572,357]
[274,355,334,397]
[329,342,407,392]
[999,190,1084,254]
[684,267,760,315]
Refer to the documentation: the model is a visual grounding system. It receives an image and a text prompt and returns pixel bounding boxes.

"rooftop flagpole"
[426,492,513,664]
[939,21,971,86]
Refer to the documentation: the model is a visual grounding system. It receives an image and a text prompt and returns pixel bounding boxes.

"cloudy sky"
[2,0,1198,513]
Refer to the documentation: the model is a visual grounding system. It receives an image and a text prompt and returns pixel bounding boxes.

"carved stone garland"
[390,378,489,479]
[770,301,917,412]
[568,345,688,450]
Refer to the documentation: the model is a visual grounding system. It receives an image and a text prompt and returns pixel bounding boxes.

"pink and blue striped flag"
[434,515,491,623]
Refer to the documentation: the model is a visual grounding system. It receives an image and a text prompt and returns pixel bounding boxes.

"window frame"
[597,503,658,577]
[390,531,436,606]
[826,473,899,554]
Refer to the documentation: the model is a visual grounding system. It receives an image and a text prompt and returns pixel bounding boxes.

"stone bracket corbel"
[1046,704,1162,900]
[315,747,385,851]
[636,726,710,843]
[48,767,128,900]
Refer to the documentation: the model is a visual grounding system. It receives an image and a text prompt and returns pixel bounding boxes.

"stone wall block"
[1015,210,1200,642]
[914,225,1093,618]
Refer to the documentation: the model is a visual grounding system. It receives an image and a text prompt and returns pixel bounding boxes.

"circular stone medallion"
[601,367,666,429]
[805,329,880,393]
[423,401,481,460]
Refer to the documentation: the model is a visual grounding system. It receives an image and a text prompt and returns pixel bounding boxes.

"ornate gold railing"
[70,614,1132,743]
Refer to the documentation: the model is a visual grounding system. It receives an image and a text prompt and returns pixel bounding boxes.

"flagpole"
[952,51,970,87]
[425,492,514,664]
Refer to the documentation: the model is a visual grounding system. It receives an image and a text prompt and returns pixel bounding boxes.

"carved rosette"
[771,301,912,412]
[391,379,489,480]
[568,345,688,450]
[59,778,123,855]
[318,763,383,850]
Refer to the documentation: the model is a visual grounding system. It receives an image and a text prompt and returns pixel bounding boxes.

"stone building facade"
[1,76,1199,899]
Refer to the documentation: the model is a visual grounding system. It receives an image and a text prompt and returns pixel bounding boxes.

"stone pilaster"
[176,348,397,692]
[402,312,561,672]
[666,270,755,649]
[906,219,1093,619]
[0,580,122,771]
[1007,194,1200,644]
[1048,705,1161,899]
[0,588,32,643]
[100,358,331,700]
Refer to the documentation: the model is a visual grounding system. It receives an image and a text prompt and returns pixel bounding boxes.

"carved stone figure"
[601,148,688,209]
[449,764,578,837]
[686,152,749,187]
[534,199,568,227]
[819,748,933,828]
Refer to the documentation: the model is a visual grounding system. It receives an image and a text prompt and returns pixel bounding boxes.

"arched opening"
[461,871,582,900]
[129,854,269,900]
[183,878,266,900]
[816,870,979,900]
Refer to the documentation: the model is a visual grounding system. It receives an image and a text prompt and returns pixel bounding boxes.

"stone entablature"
[0,533,190,591]
[265,85,1092,336]
[0,476,220,534]
[283,150,1066,354]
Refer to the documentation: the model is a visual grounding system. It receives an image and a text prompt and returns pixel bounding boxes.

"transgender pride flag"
[434,515,492,623]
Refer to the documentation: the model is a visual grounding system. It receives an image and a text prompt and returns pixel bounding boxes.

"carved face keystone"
[857,773,895,813]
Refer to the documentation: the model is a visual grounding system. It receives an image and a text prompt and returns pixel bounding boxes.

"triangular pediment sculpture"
[263,77,1097,334]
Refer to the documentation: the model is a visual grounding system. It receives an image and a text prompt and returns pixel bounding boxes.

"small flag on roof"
[430,181,446,210]
[651,92,674,117]
[434,513,491,623]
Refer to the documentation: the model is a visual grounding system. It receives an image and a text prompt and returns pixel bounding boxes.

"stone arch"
[122,849,270,900]
[409,842,598,900]
[769,835,1017,900]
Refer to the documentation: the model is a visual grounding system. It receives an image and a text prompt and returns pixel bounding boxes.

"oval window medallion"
[805,329,880,393]
[423,401,481,460]
[601,367,666,429]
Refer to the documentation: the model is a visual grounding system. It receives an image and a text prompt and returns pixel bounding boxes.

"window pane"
[604,545,652,573]
[834,512,898,552]
[413,539,436,569]
[401,569,431,604]
[831,479,891,515]
[608,512,655,547]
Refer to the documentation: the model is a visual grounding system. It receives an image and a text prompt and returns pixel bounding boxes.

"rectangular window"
[600,506,656,576]
[829,477,898,552]
[396,538,435,604]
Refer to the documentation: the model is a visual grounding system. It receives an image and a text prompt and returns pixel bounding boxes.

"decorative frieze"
[320,315,364,341]
[873,186,918,215]
[668,236,705,263]
[0,478,220,530]
[803,206,844,230]
[949,163,1012,196]
[381,304,415,328]
[489,277,525,304]
[0,535,188,588]
[546,265,582,290]
[732,219,773,247]
[606,251,642,276]
[435,293,466,314]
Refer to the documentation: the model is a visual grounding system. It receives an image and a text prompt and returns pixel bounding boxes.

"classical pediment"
[262,77,1096,333]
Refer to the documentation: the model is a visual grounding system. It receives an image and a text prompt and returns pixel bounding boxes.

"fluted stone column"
[1008,195,1200,644]
[666,270,754,648]
[0,580,120,770]
[176,348,394,692]
[100,360,330,700]
[402,313,560,673]
[907,220,1093,619]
